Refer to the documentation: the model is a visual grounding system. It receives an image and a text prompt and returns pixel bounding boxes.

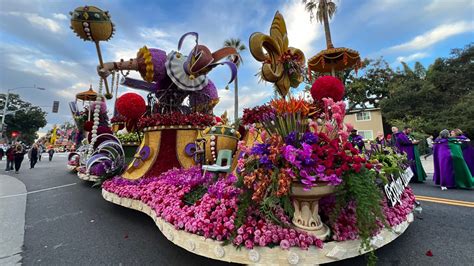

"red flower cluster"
[312,132,367,176]
[241,105,276,126]
[110,114,126,123]
[138,112,215,129]
[116,93,147,120]
[311,76,345,102]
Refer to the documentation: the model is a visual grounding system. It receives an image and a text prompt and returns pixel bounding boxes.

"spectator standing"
[424,135,434,159]
[14,144,26,174]
[29,144,39,169]
[5,146,14,171]
[48,148,55,161]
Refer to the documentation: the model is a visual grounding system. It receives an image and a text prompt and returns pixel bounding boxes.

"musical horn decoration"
[70,6,115,99]
[249,11,305,98]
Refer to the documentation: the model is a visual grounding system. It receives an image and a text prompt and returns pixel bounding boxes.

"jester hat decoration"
[166,32,238,91]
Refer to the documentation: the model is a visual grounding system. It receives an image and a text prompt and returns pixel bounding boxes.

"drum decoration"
[202,125,241,164]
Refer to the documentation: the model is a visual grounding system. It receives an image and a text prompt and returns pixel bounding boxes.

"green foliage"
[0,93,47,144]
[332,169,387,265]
[183,185,208,206]
[381,43,474,137]
[116,132,143,143]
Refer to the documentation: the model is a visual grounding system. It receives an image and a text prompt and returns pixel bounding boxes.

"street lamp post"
[1,85,46,137]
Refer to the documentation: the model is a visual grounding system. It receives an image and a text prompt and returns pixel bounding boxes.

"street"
[1,155,473,265]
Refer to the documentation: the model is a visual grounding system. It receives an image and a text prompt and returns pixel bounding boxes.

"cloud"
[396,52,429,63]
[53,13,68,20]
[214,85,273,120]
[388,21,474,52]
[5,12,63,33]
[281,0,322,55]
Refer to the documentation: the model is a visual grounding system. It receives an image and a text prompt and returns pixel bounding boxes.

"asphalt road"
[0,155,473,265]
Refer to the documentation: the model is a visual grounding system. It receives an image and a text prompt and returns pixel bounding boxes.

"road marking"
[415,195,474,208]
[0,183,77,199]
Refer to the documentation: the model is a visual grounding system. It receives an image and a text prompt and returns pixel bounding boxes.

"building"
[344,108,384,140]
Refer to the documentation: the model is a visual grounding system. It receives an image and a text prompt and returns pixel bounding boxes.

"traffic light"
[11,131,19,138]
[52,101,60,113]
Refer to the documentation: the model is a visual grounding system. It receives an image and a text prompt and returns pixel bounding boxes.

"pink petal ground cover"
[102,167,415,249]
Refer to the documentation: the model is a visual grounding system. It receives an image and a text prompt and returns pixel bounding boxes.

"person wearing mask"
[5,145,14,171]
[13,143,26,174]
[395,126,426,182]
[29,144,39,169]
[48,147,55,161]
[349,129,365,150]
[375,131,386,146]
[424,135,434,159]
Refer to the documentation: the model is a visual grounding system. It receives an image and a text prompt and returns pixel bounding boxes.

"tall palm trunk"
[234,75,239,123]
[322,0,334,49]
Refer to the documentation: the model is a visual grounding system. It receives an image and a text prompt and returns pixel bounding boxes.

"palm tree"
[223,38,246,123]
[303,0,337,49]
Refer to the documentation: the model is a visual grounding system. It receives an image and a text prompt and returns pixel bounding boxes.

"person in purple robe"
[451,129,474,175]
[349,129,364,150]
[395,126,426,182]
[433,129,474,189]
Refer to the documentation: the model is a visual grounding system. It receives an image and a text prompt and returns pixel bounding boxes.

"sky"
[0,0,473,133]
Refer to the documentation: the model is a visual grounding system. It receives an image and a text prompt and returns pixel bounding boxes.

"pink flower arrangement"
[320,187,416,241]
[102,167,326,250]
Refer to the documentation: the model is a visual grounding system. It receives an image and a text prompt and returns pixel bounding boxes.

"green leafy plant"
[332,169,387,266]
[183,185,207,206]
[116,132,143,143]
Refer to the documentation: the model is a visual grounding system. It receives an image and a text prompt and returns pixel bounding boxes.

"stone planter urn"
[290,183,335,240]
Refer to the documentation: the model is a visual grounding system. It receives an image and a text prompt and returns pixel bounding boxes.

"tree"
[303,0,337,49]
[0,93,47,144]
[381,44,474,137]
[223,38,247,122]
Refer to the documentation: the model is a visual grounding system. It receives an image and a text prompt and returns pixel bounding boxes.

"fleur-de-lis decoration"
[249,11,305,98]
[133,145,151,168]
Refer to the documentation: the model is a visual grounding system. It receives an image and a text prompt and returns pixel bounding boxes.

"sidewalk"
[420,156,434,178]
[0,171,27,265]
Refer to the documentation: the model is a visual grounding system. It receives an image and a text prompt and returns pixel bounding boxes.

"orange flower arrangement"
[270,97,310,116]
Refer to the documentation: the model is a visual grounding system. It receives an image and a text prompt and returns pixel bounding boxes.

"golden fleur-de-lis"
[249,11,305,98]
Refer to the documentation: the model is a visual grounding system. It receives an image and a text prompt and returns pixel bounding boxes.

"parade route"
[0,156,473,265]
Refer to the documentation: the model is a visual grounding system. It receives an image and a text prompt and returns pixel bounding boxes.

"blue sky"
[0,0,473,133]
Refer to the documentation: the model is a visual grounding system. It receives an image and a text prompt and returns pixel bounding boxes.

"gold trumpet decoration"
[249,11,305,98]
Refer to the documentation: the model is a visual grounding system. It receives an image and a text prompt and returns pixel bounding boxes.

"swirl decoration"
[249,11,305,98]
[85,133,125,177]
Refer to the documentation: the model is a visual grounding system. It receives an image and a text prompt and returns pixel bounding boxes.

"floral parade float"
[77,6,420,264]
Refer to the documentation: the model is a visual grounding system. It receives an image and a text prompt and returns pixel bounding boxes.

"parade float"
[69,4,417,265]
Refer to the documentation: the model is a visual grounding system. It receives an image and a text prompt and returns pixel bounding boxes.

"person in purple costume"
[395,126,426,182]
[433,129,474,189]
[348,129,364,150]
[451,129,474,175]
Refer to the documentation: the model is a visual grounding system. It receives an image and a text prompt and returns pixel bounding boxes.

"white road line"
[0,183,77,199]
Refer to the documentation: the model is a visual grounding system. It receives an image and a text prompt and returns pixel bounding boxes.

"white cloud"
[425,0,474,13]
[139,27,169,39]
[388,21,474,52]
[396,52,429,63]
[5,12,63,33]
[214,85,273,120]
[281,0,322,56]
[53,13,68,20]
